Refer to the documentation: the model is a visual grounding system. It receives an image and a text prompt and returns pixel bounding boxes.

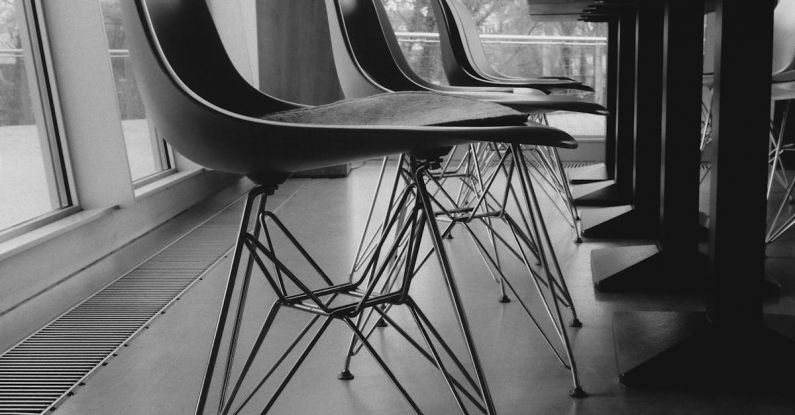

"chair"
[336,0,607,243]
[429,0,593,91]
[424,0,607,238]
[120,0,578,413]
[325,0,593,397]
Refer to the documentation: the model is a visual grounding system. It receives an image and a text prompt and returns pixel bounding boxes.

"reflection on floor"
[55,161,794,414]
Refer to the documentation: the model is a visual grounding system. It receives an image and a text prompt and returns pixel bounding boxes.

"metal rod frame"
[196,157,502,414]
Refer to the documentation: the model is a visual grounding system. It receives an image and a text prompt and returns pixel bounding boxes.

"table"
[578,0,795,391]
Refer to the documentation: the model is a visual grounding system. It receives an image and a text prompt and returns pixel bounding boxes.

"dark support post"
[613,11,637,201]
[604,20,618,180]
[570,19,618,184]
[612,0,795,392]
[631,0,665,229]
[707,0,770,329]
[659,0,704,267]
[575,10,635,207]
[586,3,666,286]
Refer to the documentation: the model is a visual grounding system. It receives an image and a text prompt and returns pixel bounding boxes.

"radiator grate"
[0,199,246,414]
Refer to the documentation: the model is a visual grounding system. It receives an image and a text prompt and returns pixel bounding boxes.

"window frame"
[0,0,78,243]
[101,3,176,187]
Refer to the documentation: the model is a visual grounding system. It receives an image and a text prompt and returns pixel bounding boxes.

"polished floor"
[55,161,795,414]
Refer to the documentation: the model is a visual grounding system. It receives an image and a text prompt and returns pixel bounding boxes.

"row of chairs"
[119,0,604,413]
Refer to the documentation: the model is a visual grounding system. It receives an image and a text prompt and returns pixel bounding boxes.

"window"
[99,0,173,184]
[0,0,73,235]
[382,1,608,140]
[382,0,448,85]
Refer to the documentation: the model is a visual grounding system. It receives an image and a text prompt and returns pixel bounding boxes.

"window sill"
[134,168,206,200]
[0,207,117,262]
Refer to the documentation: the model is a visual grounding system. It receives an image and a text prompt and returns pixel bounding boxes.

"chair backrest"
[324,0,391,98]
[331,0,440,92]
[429,0,506,82]
[122,0,537,183]
[773,0,795,75]
[119,0,308,179]
[127,0,295,117]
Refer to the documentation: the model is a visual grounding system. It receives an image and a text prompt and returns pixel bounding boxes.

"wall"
[256,0,343,104]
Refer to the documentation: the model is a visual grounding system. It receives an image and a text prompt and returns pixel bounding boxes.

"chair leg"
[512,145,585,397]
[372,306,486,413]
[260,317,334,414]
[217,194,268,412]
[339,182,418,379]
[220,302,283,415]
[550,147,583,243]
[414,160,499,415]
[460,222,570,367]
[343,317,424,415]
[514,149,580,328]
[225,312,324,415]
[197,187,267,415]
[406,302,471,414]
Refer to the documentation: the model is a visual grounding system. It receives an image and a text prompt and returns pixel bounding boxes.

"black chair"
[120,0,579,413]
[332,0,607,240]
[325,0,594,398]
[424,0,606,236]
[428,0,593,92]
[330,0,606,114]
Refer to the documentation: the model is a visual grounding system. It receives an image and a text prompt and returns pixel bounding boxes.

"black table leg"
[588,1,668,289]
[576,10,635,208]
[613,0,795,391]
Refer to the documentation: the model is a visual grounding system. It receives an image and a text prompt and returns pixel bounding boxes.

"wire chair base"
[196,157,504,414]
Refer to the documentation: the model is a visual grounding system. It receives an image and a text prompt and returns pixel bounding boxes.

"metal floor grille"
[0,198,245,414]
[561,161,598,169]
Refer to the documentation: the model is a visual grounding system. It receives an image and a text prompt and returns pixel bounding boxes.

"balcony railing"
[395,32,607,47]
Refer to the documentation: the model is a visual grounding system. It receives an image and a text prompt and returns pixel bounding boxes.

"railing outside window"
[395,31,608,104]
[394,31,609,139]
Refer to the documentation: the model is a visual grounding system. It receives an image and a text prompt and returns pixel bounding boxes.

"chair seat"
[703,73,713,87]
[773,70,795,83]
[262,91,528,127]
[442,91,609,116]
[772,81,795,101]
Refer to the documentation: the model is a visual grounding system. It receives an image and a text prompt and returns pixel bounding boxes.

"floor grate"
[0,198,247,414]
[561,161,598,169]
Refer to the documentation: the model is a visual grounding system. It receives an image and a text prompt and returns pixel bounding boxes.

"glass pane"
[381,0,448,85]
[381,1,608,140]
[100,0,166,182]
[0,0,65,231]
[473,3,608,103]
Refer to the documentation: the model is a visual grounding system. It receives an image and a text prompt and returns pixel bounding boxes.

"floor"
[54,161,795,414]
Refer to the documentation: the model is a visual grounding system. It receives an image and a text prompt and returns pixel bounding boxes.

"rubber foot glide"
[338,370,354,381]
[375,318,388,328]
[570,318,583,328]
[575,237,583,244]
[499,295,511,303]
[569,386,587,398]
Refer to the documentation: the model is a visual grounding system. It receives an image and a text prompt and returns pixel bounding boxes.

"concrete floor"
[54,161,794,414]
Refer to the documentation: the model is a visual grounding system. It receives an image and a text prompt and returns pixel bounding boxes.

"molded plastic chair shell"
[328,0,607,115]
[120,0,577,186]
[429,0,592,91]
